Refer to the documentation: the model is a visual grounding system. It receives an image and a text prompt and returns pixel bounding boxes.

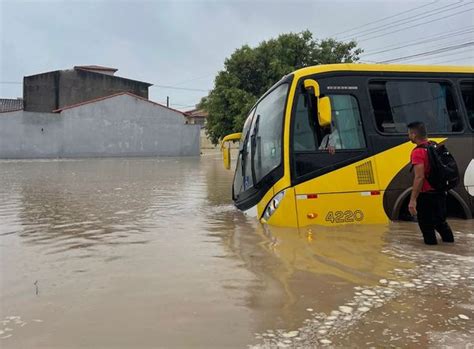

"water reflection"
[260,224,409,284]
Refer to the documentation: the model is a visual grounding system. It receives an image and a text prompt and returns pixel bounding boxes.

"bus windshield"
[233,83,289,200]
[252,83,288,183]
[233,109,255,197]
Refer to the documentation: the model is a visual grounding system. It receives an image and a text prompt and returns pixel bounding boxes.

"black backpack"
[417,141,460,192]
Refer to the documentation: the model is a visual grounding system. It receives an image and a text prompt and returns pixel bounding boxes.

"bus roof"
[293,63,474,78]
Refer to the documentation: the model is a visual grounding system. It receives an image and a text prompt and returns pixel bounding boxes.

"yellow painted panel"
[295,156,379,195]
[296,192,388,227]
[293,64,474,83]
[282,81,297,189]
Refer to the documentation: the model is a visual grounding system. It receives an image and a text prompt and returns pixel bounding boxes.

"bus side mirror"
[222,145,231,170]
[220,132,242,170]
[304,79,320,98]
[318,96,332,127]
[303,79,332,127]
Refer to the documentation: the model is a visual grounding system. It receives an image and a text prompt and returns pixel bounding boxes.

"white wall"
[0,94,200,158]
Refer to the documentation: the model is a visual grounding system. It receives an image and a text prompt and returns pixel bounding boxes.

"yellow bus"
[221,64,474,227]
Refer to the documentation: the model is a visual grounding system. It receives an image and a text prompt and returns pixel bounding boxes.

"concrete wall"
[23,71,59,112]
[59,70,149,109]
[0,94,200,159]
[23,69,150,112]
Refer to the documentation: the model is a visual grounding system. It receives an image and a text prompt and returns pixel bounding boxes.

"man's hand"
[408,199,417,216]
[328,145,336,155]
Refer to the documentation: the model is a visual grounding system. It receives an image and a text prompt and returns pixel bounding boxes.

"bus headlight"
[263,190,286,221]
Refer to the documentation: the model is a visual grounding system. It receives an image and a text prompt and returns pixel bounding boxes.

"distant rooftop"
[24,66,152,87]
[0,98,23,113]
[185,108,208,117]
[74,65,119,76]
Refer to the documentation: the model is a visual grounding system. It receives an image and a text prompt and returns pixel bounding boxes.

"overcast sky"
[1,0,473,110]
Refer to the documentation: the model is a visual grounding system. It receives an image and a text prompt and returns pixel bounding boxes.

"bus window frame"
[290,80,369,155]
[366,77,466,136]
[457,79,474,132]
[232,107,256,201]
[322,92,368,152]
[290,76,370,184]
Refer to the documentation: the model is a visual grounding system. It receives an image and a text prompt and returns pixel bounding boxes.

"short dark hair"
[407,121,427,138]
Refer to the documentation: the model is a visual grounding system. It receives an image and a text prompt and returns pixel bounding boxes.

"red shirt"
[410,141,434,192]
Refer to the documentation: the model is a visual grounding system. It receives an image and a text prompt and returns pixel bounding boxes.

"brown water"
[0,153,473,348]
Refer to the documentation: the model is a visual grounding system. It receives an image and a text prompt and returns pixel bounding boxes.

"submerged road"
[0,153,473,348]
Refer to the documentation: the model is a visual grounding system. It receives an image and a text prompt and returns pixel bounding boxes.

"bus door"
[291,79,385,227]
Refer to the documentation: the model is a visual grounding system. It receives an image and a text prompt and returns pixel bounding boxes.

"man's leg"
[434,192,455,243]
[418,222,438,245]
[417,193,438,245]
[435,222,455,242]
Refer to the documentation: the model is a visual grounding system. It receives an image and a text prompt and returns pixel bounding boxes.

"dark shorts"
[417,191,447,225]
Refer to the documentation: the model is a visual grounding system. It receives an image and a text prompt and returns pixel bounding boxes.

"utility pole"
[166,96,169,108]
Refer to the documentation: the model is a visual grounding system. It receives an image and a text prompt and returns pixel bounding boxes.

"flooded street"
[0,153,473,348]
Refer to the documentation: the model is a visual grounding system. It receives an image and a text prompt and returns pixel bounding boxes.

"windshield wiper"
[250,114,260,188]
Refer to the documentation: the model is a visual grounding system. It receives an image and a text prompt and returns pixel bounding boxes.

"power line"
[150,84,209,92]
[378,41,474,63]
[405,46,474,63]
[171,104,197,109]
[367,36,474,62]
[340,1,470,41]
[331,0,440,37]
[359,7,474,43]
[361,26,474,57]
[338,1,466,40]
[173,73,215,86]
[429,56,474,64]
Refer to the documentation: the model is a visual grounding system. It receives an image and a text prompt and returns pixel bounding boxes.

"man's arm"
[409,163,424,216]
[318,135,328,150]
[327,132,337,155]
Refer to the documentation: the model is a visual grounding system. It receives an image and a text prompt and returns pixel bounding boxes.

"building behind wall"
[185,108,207,127]
[23,65,152,113]
[185,108,217,149]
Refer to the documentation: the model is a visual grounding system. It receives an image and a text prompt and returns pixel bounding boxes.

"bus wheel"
[398,191,470,220]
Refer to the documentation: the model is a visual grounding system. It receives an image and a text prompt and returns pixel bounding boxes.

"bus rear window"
[369,81,463,134]
[460,81,474,129]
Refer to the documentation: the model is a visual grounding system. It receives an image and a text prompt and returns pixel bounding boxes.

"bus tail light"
[361,191,381,196]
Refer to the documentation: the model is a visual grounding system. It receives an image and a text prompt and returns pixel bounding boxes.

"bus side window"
[293,92,318,151]
[369,80,463,133]
[460,81,474,129]
[323,95,366,150]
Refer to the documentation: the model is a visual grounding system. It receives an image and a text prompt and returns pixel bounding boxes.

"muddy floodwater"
[0,153,473,348]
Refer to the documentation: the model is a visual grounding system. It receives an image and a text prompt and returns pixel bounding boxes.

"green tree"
[200,30,363,145]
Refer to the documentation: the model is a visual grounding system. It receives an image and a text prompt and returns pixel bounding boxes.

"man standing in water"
[407,121,455,245]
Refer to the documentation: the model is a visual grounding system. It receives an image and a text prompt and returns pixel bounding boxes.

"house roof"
[0,98,23,113]
[52,92,186,116]
[184,108,208,118]
[74,65,118,72]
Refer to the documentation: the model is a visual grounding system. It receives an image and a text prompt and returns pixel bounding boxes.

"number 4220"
[325,210,364,223]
